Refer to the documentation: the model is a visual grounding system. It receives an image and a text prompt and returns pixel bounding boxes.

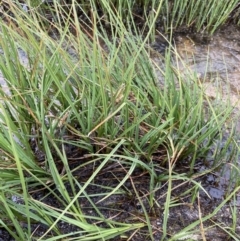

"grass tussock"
[5,0,239,35]
[0,1,239,240]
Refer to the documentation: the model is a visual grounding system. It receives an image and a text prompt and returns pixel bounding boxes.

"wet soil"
[153,23,240,202]
[152,24,240,130]
[174,25,240,112]
[1,157,240,240]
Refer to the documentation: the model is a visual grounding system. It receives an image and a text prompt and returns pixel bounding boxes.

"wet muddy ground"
[175,25,240,112]
[0,24,240,240]
[1,158,239,240]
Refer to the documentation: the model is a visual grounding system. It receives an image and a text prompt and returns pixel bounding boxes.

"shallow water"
[151,25,240,203]
[175,25,240,111]
[174,26,240,201]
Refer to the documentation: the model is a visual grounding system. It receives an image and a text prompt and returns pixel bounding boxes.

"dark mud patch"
[2,152,240,240]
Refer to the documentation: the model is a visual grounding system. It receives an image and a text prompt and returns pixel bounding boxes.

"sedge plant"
[0,1,238,240]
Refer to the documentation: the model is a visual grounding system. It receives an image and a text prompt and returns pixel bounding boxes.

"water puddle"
[175,25,240,111]
[151,25,240,202]
[173,25,240,201]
